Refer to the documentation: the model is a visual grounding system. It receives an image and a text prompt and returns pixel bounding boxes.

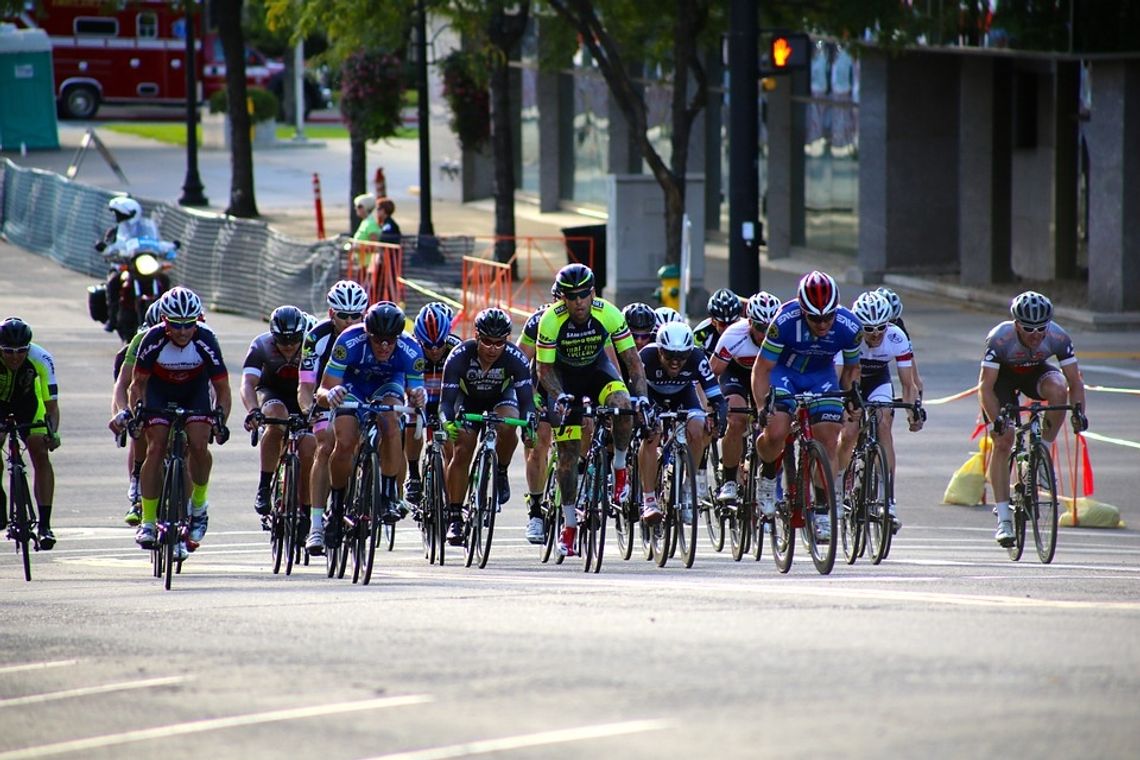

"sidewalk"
[4,123,1137,330]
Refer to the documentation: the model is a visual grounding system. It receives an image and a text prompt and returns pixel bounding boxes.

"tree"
[339,50,405,230]
[544,0,716,267]
[213,0,259,218]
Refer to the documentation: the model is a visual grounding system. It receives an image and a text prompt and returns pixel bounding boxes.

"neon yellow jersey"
[0,343,53,409]
[535,297,634,368]
[124,329,147,367]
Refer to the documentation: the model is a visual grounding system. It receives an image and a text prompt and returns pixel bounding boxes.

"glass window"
[136,12,158,39]
[74,17,119,37]
[570,71,609,206]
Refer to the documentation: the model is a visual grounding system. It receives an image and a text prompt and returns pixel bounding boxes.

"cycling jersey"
[535,298,634,368]
[518,303,552,352]
[299,318,337,386]
[857,324,913,398]
[760,301,862,372]
[640,343,723,417]
[324,324,425,402]
[713,320,763,370]
[439,340,535,421]
[981,321,1076,373]
[419,333,463,409]
[693,317,729,356]
[242,332,301,398]
[133,323,227,417]
[0,343,55,425]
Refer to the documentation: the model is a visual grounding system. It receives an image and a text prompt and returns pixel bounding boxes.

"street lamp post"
[179,0,208,207]
[415,0,442,264]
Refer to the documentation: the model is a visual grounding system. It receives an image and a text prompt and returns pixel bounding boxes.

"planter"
[201,111,277,150]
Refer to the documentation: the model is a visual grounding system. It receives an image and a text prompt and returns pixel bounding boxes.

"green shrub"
[207,86,279,122]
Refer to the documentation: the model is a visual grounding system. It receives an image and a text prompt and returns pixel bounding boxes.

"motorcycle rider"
[95,196,167,333]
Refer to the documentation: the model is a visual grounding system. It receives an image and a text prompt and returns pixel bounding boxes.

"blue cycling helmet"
[414,302,453,348]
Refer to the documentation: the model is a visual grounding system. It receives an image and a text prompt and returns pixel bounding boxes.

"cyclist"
[110,297,168,526]
[709,291,782,503]
[125,288,231,556]
[517,299,557,543]
[623,302,659,354]
[980,291,1087,547]
[750,271,862,543]
[638,321,727,521]
[405,302,462,507]
[297,280,368,555]
[693,288,744,356]
[241,305,316,531]
[439,308,536,543]
[876,286,924,393]
[535,263,648,557]
[0,318,60,549]
[837,291,923,533]
[654,306,684,330]
[316,302,426,550]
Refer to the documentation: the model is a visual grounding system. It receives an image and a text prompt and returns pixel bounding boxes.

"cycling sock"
[381,475,397,500]
[407,458,420,479]
[309,507,324,529]
[37,504,52,530]
[761,459,777,479]
[496,464,509,478]
[190,483,209,512]
[142,496,159,524]
[527,493,543,518]
[613,449,627,469]
[996,500,1011,523]
[724,466,738,483]
[330,488,345,510]
[447,502,462,518]
[258,471,273,490]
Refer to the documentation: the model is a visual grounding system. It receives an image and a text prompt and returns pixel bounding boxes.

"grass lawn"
[104,121,417,146]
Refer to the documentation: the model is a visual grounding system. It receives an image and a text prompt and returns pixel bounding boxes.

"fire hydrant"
[654,264,681,310]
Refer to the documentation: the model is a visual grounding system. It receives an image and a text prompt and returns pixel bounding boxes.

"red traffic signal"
[769,33,810,71]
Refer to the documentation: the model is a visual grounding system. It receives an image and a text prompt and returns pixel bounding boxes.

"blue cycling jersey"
[323,324,425,400]
[759,301,862,373]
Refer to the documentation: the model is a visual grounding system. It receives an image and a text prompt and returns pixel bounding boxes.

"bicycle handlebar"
[338,401,425,440]
[459,412,531,427]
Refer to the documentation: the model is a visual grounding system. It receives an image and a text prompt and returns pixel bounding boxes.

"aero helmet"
[797,270,840,317]
[853,291,892,328]
[747,291,782,325]
[1010,291,1053,327]
[473,307,512,339]
[414,302,454,348]
[707,288,743,323]
[326,280,369,314]
[657,321,695,353]
[622,302,658,333]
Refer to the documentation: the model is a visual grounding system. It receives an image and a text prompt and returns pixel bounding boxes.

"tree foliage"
[339,50,405,141]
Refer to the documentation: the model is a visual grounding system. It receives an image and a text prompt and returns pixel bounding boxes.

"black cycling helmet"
[707,288,742,323]
[553,263,595,296]
[622,302,657,332]
[473,307,512,339]
[364,301,406,337]
[270,305,306,341]
[0,317,32,348]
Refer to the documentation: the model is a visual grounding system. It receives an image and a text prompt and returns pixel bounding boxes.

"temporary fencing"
[343,239,403,307]
[0,159,341,319]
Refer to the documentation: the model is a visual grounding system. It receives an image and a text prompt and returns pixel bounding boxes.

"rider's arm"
[437,343,468,421]
[839,361,861,392]
[1061,361,1086,412]
[897,363,919,406]
[978,364,1002,424]
[617,345,648,397]
[126,364,149,411]
[211,376,232,422]
[708,353,729,376]
[750,354,776,412]
[240,370,260,414]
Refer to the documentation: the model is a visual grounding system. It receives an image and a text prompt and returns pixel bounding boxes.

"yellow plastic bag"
[943,437,991,506]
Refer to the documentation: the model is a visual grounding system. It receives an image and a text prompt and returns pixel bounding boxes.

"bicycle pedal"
[185,538,200,552]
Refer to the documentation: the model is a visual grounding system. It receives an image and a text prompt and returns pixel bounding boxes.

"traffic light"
[768,32,810,71]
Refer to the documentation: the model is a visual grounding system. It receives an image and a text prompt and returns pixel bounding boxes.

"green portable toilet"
[0,24,59,151]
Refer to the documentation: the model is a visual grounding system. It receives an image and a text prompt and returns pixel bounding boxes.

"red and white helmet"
[797,270,840,317]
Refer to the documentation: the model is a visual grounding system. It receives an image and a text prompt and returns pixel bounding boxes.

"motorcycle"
[87,236,178,342]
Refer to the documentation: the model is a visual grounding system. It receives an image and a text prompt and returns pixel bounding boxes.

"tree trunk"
[350,135,367,234]
[487,4,530,271]
[216,0,259,218]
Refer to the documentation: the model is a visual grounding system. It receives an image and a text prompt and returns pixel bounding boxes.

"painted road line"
[0,661,78,676]
[1082,430,1140,450]
[364,719,670,760]
[0,676,187,708]
[0,694,432,760]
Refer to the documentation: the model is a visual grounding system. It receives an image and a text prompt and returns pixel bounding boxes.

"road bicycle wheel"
[363,454,384,585]
[676,446,700,569]
[747,457,764,562]
[270,463,286,575]
[472,450,497,569]
[583,448,608,574]
[161,456,185,591]
[1006,454,1026,562]
[283,456,300,576]
[771,448,797,574]
[429,448,447,565]
[1029,441,1059,564]
[539,454,559,564]
[801,439,837,575]
[728,496,748,562]
[384,522,396,552]
[840,456,863,565]
[651,460,673,568]
[10,473,34,582]
[863,443,892,565]
[704,440,726,552]
[614,444,638,561]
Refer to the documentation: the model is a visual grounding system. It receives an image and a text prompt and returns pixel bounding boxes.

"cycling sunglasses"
[1,346,29,355]
[478,336,507,348]
[166,319,198,330]
[334,311,364,321]
[805,312,835,324]
[662,349,689,363]
[369,333,400,346]
[275,334,303,345]
[1018,322,1048,333]
[863,324,887,334]
[562,288,593,302]
[632,332,654,342]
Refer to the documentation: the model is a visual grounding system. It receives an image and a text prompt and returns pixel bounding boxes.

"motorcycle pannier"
[87,284,108,323]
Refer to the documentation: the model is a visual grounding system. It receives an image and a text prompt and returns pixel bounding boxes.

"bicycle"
[3,416,48,582]
[647,410,701,569]
[128,403,226,590]
[840,398,921,565]
[413,414,448,566]
[330,401,420,585]
[768,390,846,576]
[250,409,315,576]
[613,422,642,562]
[712,406,764,563]
[558,397,642,574]
[997,400,1077,563]
[700,437,726,552]
[536,447,561,563]
[457,411,531,569]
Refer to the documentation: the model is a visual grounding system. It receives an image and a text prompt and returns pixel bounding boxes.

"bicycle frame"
[3,416,46,581]
[459,411,529,569]
[252,410,315,575]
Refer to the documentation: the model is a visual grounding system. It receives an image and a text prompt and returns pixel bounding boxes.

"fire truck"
[9,1,274,119]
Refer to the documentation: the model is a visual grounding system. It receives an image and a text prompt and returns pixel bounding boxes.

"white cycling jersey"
[713,319,762,370]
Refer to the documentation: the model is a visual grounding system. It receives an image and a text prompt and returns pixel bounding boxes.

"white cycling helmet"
[302,311,319,334]
[747,291,782,325]
[161,287,203,320]
[875,286,903,321]
[657,321,695,353]
[654,306,683,328]
[326,280,369,314]
[108,196,142,221]
[853,291,892,328]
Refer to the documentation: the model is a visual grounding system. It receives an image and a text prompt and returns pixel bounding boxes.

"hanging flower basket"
[440,50,490,153]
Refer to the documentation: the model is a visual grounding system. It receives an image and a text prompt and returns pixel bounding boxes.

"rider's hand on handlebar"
[408,386,427,409]
[1071,407,1088,434]
[554,393,574,419]
[991,416,1009,436]
[243,410,262,433]
[109,409,131,434]
[845,383,863,414]
[908,404,926,432]
[443,419,461,442]
[326,385,348,409]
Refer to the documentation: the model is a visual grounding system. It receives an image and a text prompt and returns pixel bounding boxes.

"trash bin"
[561,224,607,291]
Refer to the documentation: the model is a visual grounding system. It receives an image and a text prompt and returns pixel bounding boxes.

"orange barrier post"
[312,173,325,239]
[460,256,513,338]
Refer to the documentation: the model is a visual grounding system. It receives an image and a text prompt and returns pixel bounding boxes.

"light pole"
[179,0,208,207]
[415,0,442,263]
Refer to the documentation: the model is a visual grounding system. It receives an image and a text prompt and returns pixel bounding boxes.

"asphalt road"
[2,243,1139,760]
